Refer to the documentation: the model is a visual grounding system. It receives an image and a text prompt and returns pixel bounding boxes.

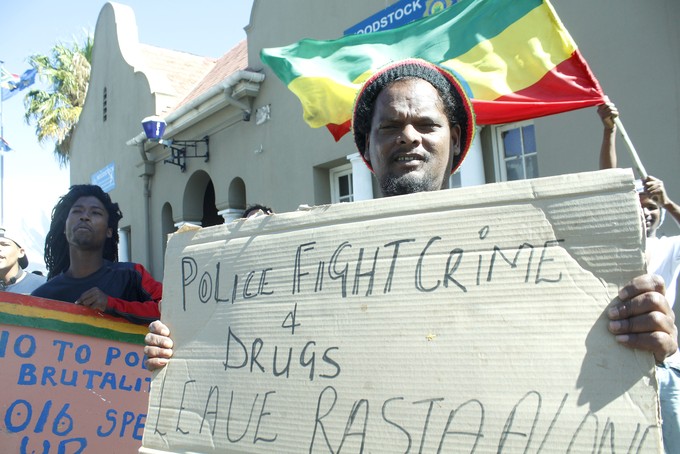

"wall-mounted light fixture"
[141,116,209,172]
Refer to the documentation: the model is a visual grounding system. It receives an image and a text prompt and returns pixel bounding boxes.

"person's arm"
[107,263,162,324]
[597,101,619,169]
[144,320,173,371]
[607,274,678,363]
[77,263,162,325]
[644,175,680,227]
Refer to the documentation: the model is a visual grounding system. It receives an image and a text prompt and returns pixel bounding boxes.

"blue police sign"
[91,162,116,193]
[344,0,456,35]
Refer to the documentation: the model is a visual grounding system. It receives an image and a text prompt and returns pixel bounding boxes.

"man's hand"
[607,274,678,363]
[643,175,671,207]
[75,287,109,312]
[144,320,173,371]
[597,100,619,131]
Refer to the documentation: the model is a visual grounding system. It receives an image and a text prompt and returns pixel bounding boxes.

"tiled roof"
[139,40,249,114]
[139,44,216,105]
[173,40,249,111]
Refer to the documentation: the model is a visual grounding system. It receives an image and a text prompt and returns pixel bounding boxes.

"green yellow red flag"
[261,0,606,141]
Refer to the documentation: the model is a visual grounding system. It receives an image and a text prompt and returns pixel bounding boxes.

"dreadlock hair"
[352,59,476,175]
[44,184,123,280]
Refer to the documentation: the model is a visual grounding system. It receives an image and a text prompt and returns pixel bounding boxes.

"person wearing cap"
[0,228,46,294]
[351,59,475,196]
[598,101,680,452]
[31,184,161,325]
[145,60,677,401]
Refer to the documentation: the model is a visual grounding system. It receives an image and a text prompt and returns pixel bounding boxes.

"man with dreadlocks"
[144,60,677,389]
[32,184,161,325]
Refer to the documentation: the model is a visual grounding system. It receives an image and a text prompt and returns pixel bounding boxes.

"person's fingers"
[143,344,173,371]
[612,330,678,363]
[608,274,677,363]
[144,356,170,371]
[144,332,174,349]
[75,290,90,305]
[644,182,662,193]
[597,101,618,116]
[76,288,103,306]
[148,320,170,336]
[615,274,666,306]
[144,343,173,358]
[76,295,95,307]
[608,309,675,336]
[609,294,671,323]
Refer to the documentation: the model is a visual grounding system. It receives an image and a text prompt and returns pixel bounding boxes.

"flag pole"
[613,116,648,180]
[0,60,4,226]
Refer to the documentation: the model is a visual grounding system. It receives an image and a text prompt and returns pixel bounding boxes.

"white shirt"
[646,234,680,365]
[647,235,680,308]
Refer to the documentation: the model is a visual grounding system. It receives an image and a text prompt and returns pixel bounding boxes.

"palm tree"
[23,34,93,166]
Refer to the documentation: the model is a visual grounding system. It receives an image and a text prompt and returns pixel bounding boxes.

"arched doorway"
[182,170,220,226]
[161,202,174,262]
[201,181,222,227]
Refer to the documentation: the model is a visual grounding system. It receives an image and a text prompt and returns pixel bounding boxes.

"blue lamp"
[141,116,167,142]
[140,115,209,173]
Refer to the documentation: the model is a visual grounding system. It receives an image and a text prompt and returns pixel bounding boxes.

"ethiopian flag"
[261,0,606,141]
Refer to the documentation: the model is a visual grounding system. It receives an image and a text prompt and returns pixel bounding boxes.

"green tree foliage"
[24,34,93,166]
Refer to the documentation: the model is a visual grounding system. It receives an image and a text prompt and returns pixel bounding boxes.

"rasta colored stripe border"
[0,301,147,345]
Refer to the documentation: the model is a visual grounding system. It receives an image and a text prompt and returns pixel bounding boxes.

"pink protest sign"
[0,293,150,453]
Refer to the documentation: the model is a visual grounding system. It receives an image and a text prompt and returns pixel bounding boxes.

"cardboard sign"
[142,169,663,453]
[0,292,150,453]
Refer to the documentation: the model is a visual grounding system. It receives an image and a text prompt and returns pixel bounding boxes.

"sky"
[0,0,254,273]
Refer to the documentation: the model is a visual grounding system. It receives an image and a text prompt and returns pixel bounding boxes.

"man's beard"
[380,172,442,197]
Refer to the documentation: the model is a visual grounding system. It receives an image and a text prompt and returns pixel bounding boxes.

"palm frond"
[22,32,93,164]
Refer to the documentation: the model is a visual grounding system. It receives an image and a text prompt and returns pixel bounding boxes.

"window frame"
[329,163,354,204]
[491,120,538,182]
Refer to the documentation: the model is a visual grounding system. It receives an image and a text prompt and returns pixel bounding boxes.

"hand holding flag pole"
[613,116,648,180]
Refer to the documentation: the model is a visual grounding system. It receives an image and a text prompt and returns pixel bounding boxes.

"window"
[493,122,537,181]
[330,164,354,203]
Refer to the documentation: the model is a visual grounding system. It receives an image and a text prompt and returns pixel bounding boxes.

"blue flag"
[0,137,12,152]
[1,67,37,101]
[0,67,18,89]
[16,68,36,90]
[1,87,18,101]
